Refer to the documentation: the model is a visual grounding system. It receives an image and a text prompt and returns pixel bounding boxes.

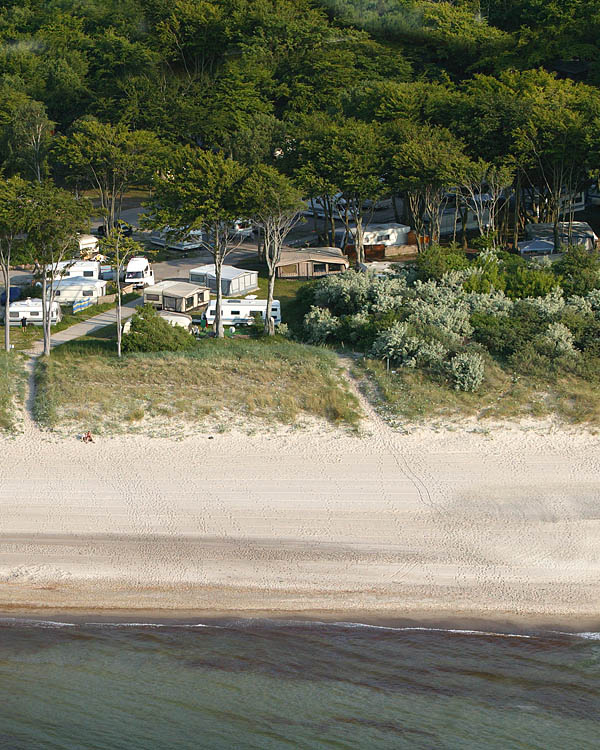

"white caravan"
[78,234,100,255]
[48,259,102,281]
[50,276,108,303]
[4,297,61,325]
[205,298,281,327]
[124,257,155,288]
[149,227,204,251]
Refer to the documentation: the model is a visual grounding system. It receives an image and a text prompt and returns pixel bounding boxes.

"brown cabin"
[275,247,349,279]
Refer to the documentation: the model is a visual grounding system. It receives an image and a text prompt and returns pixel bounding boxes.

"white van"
[125,257,155,288]
[205,298,281,327]
[149,227,204,251]
[4,298,61,325]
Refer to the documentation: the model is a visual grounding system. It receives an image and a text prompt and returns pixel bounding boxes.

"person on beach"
[82,430,94,443]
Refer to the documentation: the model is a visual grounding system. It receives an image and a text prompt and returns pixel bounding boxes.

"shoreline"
[1,606,599,638]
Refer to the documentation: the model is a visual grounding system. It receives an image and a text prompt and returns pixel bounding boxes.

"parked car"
[94,221,133,238]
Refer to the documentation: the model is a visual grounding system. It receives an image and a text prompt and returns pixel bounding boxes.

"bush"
[415,243,468,281]
[122,305,197,353]
[535,322,577,359]
[302,306,341,344]
[447,351,485,392]
[371,322,447,369]
[554,245,600,296]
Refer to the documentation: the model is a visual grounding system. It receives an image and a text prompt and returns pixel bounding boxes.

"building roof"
[526,222,598,241]
[275,247,349,267]
[189,264,256,280]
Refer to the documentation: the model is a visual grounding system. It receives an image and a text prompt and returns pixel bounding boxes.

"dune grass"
[0,351,26,431]
[35,336,361,433]
[358,356,600,427]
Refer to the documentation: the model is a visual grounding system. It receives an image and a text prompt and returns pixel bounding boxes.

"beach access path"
[48,296,143,349]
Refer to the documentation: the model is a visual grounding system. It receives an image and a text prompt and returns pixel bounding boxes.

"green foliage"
[122,305,197,353]
[553,246,600,296]
[416,243,468,281]
[448,350,485,392]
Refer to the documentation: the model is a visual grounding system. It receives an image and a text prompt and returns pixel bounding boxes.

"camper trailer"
[149,227,204,251]
[125,257,155,288]
[78,234,100,255]
[50,276,108,303]
[143,280,210,312]
[48,259,101,281]
[4,297,61,325]
[188,264,258,296]
[205,298,281,327]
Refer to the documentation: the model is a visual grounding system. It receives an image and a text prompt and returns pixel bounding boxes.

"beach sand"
[2,387,600,628]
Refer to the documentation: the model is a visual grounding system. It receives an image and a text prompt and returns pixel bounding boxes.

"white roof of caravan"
[209,298,280,308]
[189,264,255,280]
[79,234,99,246]
[52,259,99,271]
[126,257,150,271]
[518,239,555,252]
[52,276,106,289]
[11,297,59,311]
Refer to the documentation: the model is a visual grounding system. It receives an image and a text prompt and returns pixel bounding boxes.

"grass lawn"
[3,293,140,351]
[358,356,600,426]
[35,334,361,434]
[0,351,26,430]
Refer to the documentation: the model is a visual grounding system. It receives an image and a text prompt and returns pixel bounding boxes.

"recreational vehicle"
[149,227,204,251]
[205,298,281,327]
[78,234,100,255]
[4,297,61,325]
[125,257,155,288]
[50,276,108,303]
[48,259,101,281]
[188,264,258,296]
[143,280,210,312]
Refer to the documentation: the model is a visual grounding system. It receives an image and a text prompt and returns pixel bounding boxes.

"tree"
[330,120,386,265]
[246,166,304,334]
[3,98,54,182]
[392,124,470,250]
[148,148,251,337]
[100,230,146,357]
[27,184,91,355]
[54,117,162,234]
[460,159,514,249]
[0,178,31,352]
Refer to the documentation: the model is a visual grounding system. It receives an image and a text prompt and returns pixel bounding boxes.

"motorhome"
[50,276,108,303]
[205,298,281,327]
[124,257,155,288]
[149,227,204,251]
[47,259,101,281]
[4,297,61,325]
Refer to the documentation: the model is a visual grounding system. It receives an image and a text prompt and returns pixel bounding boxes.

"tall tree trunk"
[2,258,10,352]
[213,236,224,338]
[42,275,50,356]
[264,268,276,336]
[116,260,123,358]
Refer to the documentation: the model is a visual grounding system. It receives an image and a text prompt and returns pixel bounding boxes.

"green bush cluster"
[121,305,197,353]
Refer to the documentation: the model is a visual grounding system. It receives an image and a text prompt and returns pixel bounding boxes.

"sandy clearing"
[1,404,599,626]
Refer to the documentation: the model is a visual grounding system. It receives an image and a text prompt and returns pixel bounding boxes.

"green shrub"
[554,245,600,296]
[416,242,469,281]
[122,305,197,353]
[447,351,485,392]
[302,306,341,344]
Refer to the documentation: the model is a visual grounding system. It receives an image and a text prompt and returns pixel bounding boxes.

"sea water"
[0,618,599,749]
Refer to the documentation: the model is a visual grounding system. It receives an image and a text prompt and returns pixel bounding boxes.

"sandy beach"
[2,385,600,629]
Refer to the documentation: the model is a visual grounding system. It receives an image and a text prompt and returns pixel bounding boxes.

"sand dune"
[1,405,599,626]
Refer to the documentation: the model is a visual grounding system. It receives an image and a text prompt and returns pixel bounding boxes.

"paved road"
[50,297,143,349]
